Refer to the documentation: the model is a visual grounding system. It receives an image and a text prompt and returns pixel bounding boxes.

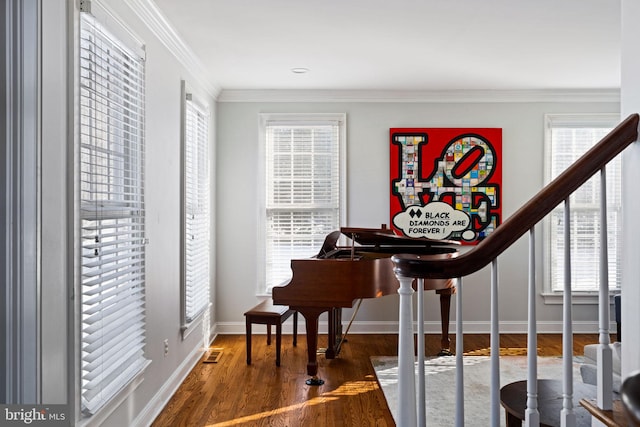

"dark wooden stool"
[500,379,596,426]
[244,300,297,366]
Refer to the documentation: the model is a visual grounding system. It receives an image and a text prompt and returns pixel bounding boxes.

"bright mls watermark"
[1,405,69,426]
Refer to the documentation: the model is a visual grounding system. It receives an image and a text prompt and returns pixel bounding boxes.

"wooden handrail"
[392,113,640,279]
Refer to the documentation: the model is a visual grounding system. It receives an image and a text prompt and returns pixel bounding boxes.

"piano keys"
[272,226,458,384]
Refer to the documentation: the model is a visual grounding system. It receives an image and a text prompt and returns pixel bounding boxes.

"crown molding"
[111,1,620,105]
[217,88,621,104]
[124,0,221,99]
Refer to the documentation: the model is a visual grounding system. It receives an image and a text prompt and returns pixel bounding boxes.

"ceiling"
[152,0,621,92]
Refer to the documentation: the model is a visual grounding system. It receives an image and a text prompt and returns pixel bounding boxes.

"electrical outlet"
[164,339,169,356]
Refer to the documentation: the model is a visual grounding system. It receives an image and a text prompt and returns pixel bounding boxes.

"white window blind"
[182,90,210,325]
[262,115,345,293]
[545,114,621,293]
[79,12,148,415]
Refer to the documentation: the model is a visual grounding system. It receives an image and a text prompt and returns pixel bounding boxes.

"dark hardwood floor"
[151,333,601,427]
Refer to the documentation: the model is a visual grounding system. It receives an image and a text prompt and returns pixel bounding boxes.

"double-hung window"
[259,114,346,294]
[78,10,148,415]
[544,114,621,296]
[181,83,211,334]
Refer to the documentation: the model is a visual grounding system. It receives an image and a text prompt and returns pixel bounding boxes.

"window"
[78,11,149,415]
[259,114,346,294]
[544,114,621,295]
[181,83,210,333]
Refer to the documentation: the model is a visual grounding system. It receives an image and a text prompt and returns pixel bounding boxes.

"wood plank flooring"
[151,333,601,427]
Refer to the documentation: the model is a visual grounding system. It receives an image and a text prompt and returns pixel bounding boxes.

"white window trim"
[180,81,211,339]
[541,113,622,304]
[256,113,347,296]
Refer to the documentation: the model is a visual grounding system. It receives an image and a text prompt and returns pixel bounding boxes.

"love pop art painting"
[390,128,502,245]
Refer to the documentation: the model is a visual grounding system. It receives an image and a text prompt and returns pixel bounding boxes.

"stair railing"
[391,113,639,427]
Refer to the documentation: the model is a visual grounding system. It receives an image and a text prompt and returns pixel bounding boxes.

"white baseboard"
[132,343,206,427]
[215,320,611,335]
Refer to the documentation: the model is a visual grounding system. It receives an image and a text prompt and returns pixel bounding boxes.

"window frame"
[542,113,622,304]
[76,6,150,418]
[257,113,347,295]
[180,81,211,338]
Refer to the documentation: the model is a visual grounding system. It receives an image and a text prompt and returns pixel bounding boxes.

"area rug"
[371,354,584,426]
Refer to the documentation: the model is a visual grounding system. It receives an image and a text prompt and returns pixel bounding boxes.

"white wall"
[41,0,69,404]
[621,0,640,378]
[41,0,217,425]
[216,96,620,334]
[90,2,217,425]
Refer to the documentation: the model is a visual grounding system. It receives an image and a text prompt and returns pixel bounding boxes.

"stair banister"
[391,113,639,426]
[525,228,539,427]
[396,274,417,427]
[455,277,464,427]
[490,259,501,427]
[597,166,614,411]
[392,113,639,281]
[561,198,576,426]
[417,278,426,427]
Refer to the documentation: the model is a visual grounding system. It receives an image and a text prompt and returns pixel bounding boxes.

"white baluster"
[455,277,464,427]
[525,227,540,427]
[597,166,613,410]
[562,198,576,427]
[397,275,417,427]
[490,259,501,427]
[417,278,426,427]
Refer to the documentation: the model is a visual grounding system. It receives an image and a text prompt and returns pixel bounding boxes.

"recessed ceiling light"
[291,67,309,74]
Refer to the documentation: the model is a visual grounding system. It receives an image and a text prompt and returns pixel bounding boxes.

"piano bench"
[244,300,297,367]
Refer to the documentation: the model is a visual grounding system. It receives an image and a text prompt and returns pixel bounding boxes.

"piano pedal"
[437,348,454,357]
[317,348,327,354]
[305,376,325,386]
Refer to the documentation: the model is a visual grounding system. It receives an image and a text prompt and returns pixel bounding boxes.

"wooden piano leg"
[326,308,337,359]
[325,307,342,359]
[437,289,453,356]
[295,306,327,385]
[336,308,343,344]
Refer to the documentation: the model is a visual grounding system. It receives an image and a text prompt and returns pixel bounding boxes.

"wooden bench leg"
[266,324,272,346]
[246,317,252,365]
[276,322,282,366]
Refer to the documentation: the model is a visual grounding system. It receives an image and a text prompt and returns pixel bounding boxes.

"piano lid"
[340,227,460,247]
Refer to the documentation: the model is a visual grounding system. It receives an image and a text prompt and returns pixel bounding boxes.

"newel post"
[396,274,417,427]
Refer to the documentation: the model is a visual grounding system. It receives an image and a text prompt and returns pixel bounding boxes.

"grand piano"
[272,226,459,385]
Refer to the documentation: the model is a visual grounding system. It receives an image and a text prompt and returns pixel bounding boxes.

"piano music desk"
[244,300,298,367]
